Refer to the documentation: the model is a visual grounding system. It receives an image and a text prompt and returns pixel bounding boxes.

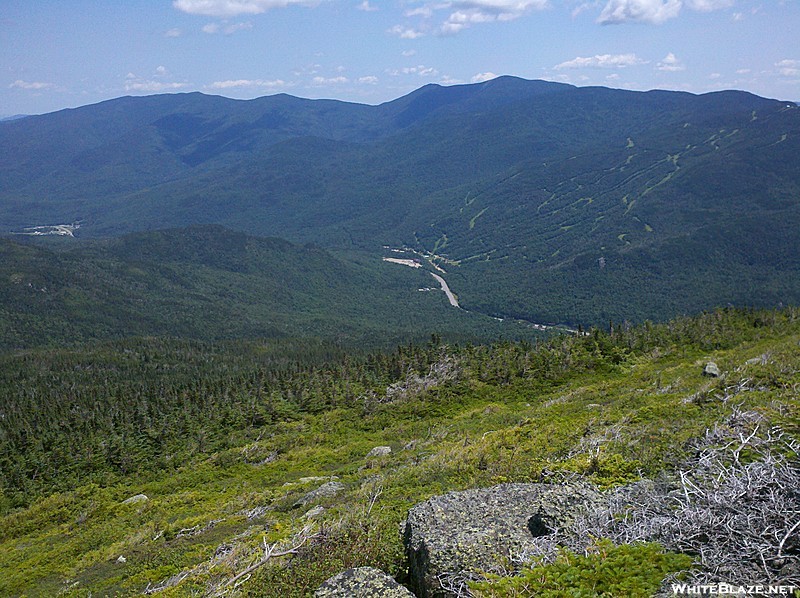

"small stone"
[703,362,721,377]
[366,446,392,458]
[283,476,339,487]
[121,493,148,505]
[116,555,127,564]
[304,505,325,519]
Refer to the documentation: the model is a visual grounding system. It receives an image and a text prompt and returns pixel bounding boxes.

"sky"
[2,0,799,116]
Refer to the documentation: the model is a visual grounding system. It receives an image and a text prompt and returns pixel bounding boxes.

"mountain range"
[2,76,799,328]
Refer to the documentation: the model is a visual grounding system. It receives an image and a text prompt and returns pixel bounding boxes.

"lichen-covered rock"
[314,567,414,597]
[366,446,392,458]
[403,482,604,597]
[703,362,721,377]
[294,481,345,508]
[304,505,325,519]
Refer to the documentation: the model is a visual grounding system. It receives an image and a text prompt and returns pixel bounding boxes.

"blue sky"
[2,0,798,115]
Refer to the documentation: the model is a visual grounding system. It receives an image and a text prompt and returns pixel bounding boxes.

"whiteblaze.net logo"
[671,583,798,595]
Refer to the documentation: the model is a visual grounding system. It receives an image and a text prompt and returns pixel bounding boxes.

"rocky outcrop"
[294,481,345,508]
[403,482,604,597]
[314,567,415,597]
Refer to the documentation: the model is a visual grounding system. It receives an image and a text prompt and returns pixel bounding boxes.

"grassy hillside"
[1,307,797,596]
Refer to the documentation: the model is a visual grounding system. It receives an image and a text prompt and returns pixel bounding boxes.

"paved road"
[429,272,459,308]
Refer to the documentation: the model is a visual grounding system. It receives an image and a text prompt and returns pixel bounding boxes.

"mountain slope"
[1,78,798,325]
[1,307,797,596]
[0,226,535,350]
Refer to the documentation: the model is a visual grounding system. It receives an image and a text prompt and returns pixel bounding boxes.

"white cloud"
[203,20,253,33]
[9,80,55,90]
[436,0,550,33]
[125,80,188,92]
[471,71,498,83]
[406,7,433,17]
[598,0,681,24]
[311,76,349,85]
[570,2,596,18]
[388,25,424,38]
[451,0,549,16]
[399,1,549,36]
[165,28,183,37]
[684,0,732,11]
[357,1,377,11]
[125,69,188,92]
[441,9,495,34]
[709,72,721,79]
[776,59,800,78]
[597,0,733,24]
[173,0,320,18]
[440,75,465,85]
[208,78,288,89]
[387,65,440,77]
[657,52,685,71]
[402,50,417,57]
[225,21,253,32]
[358,75,379,84]
[555,53,646,69]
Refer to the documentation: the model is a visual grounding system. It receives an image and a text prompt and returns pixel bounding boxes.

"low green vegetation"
[471,540,693,597]
[1,307,798,596]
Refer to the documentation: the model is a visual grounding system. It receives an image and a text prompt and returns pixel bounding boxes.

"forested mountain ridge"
[2,76,799,324]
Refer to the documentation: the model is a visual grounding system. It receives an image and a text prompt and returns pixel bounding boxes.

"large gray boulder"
[403,482,604,597]
[315,567,415,597]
